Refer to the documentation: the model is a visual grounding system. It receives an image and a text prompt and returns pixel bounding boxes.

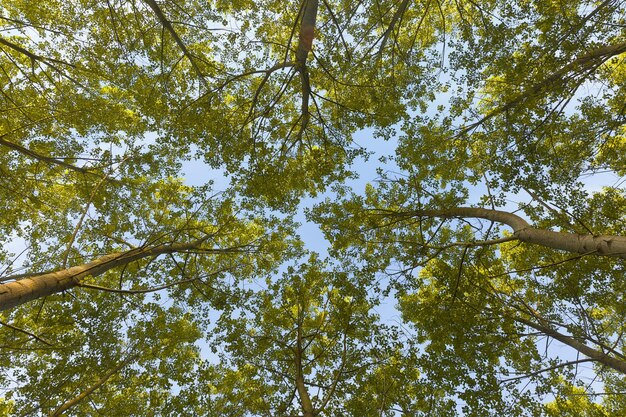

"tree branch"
[294,0,319,143]
[295,0,319,65]
[460,41,626,134]
[0,36,77,69]
[0,135,95,176]
[78,267,228,294]
[0,319,53,346]
[378,0,411,56]
[0,35,85,87]
[498,358,595,383]
[317,332,348,413]
[48,355,134,416]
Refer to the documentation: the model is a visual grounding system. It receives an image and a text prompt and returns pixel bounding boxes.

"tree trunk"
[0,240,218,310]
[409,207,626,259]
[295,318,316,417]
[295,0,318,65]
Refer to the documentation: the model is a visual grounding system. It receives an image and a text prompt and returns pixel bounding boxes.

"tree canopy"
[1,0,626,415]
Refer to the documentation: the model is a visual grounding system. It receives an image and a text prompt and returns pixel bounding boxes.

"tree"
[0,0,625,415]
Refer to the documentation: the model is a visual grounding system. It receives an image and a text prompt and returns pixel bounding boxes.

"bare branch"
[0,35,85,87]
[0,319,53,346]
[78,267,228,295]
[62,174,113,269]
[142,0,208,87]
[0,36,76,69]
[317,332,348,413]
[48,355,134,416]
[498,359,595,383]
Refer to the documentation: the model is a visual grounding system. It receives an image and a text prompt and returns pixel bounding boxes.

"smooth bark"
[295,0,319,65]
[0,240,221,310]
[295,318,315,417]
[410,207,626,259]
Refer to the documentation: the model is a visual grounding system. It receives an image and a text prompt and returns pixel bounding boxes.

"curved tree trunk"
[410,206,626,373]
[410,207,626,259]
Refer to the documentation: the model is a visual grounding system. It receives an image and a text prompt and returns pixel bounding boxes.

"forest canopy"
[1,0,626,415]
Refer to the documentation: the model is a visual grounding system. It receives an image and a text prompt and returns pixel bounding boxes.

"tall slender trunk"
[295,314,315,417]
[0,240,216,310]
[295,0,319,65]
[294,0,318,139]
